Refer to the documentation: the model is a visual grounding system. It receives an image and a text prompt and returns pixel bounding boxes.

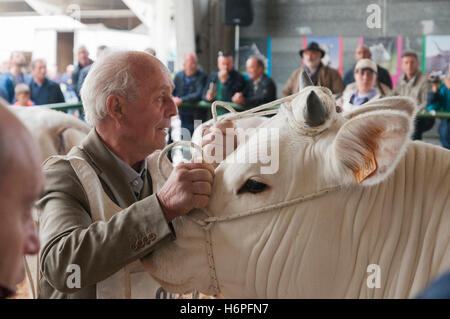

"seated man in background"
[343,45,392,89]
[28,59,65,105]
[427,65,450,149]
[391,50,433,140]
[231,55,276,109]
[13,83,34,106]
[203,52,246,115]
[282,41,344,97]
[172,52,208,137]
[0,105,42,298]
[341,59,390,112]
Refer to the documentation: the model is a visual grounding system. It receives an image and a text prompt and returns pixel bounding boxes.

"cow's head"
[143,73,416,297]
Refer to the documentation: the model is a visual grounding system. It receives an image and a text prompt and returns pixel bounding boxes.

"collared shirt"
[29,77,65,105]
[105,147,148,200]
[350,87,378,106]
[392,70,429,110]
[305,63,322,85]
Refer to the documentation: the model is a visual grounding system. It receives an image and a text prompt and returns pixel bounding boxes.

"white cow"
[142,74,450,298]
[7,106,90,161]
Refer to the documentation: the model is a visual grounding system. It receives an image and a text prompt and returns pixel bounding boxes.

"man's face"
[218,56,233,73]
[184,56,198,77]
[402,56,418,78]
[303,50,321,69]
[246,58,264,81]
[354,68,376,92]
[354,46,371,61]
[11,52,26,67]
[32,61,46,82]
[119,61,177,157]
[77,48,90,66]
[0,126,43,292]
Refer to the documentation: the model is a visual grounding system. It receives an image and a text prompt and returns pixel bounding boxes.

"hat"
[299,42,325,58]
[355,58,377,73]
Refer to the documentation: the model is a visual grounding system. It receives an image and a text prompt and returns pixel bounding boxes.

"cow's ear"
[332,109,413,186]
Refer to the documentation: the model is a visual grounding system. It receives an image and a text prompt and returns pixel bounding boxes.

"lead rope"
[158,96,342,297]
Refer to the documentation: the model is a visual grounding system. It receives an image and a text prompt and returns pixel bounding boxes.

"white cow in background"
[142,72,450,298]
[7,105,90,162]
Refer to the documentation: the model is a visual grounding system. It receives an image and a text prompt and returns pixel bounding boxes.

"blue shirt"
[350,88,378,106]
[427,83,450,113]
[28,77,65,105]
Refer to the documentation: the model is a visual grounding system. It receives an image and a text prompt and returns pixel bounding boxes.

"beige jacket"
[282,64,345,97]
[390,70,430,110]
[36,129,175,298]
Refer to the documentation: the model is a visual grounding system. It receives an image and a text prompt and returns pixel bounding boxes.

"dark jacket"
[172,69,207,103]
[28,77,65,105]
[243,74,277,108]
[0,73,14,103]
[72,60,93,98]
[203,70,246,102]
[344,63,392,89]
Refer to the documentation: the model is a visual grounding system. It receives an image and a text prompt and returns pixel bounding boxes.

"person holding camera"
[427,65,450,149]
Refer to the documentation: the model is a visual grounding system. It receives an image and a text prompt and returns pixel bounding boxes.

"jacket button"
[143,235,151,245]
[149,233,157,241]
[137,238,145,249]
[130,242,138,251]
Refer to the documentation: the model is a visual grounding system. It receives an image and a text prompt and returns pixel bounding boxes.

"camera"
[429,71,444,83]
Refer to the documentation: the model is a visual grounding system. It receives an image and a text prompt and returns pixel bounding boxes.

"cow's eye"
[238,179,268,194]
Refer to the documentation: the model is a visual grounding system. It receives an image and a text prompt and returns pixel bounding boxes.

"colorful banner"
[424,35,450,76]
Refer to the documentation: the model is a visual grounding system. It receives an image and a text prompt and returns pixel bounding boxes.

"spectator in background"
[427,65,450,149]
[341,59,390,112]
[391,51,432,140]
[0,105,43,298]
[28,59,65,105]
[343,45,392,89]
[282,42,344,97]
[60,64,78,103]
[203,52,246,115]
[13,83,34,107]
[0,74,14,103]
[7,51,31,87]
[72,46,93,99]
[77,45,108,94]
[172,52,207,137]
[232,55,276,108]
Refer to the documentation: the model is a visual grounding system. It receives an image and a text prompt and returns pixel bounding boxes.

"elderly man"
[36,51,215,298]
[172,52,208,137]
[28,59,65,105]
[391,51,433,140]
[231,56,276,109]
[282,42,344,97]
[343,45,392,89]
[72,46,93,99]
[203,52,246,114]
[0,105,43,298]
[341,59,390,112]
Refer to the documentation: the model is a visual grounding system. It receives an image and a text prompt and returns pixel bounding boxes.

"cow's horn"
[299,71,314,90]
[303,91,328,127]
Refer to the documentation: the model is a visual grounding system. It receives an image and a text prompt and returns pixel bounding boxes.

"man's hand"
[431,82,440,93]
[231,92,245,105]
[173,96,183,107]
[206,89,215,102]
[156,162,215,222]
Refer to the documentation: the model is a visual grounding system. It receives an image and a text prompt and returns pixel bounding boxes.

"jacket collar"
[80,129,137,208]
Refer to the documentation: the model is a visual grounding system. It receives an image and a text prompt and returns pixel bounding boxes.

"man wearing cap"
[341,58,390,112]
[282,42,344,97]
[390,50,433,140]
[343,45,392,89]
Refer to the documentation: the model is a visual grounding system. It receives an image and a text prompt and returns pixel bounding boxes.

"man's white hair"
[80,50,139,126]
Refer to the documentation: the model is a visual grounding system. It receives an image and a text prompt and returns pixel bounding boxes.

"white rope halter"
[157,95,342,296]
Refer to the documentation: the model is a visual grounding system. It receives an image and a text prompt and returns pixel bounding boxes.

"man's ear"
[343,96,417,119]
[105,94,124,123]
[332,109,413,186]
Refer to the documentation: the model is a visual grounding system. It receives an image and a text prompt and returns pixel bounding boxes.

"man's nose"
[24,220,40,255]
[166,96,178,117]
